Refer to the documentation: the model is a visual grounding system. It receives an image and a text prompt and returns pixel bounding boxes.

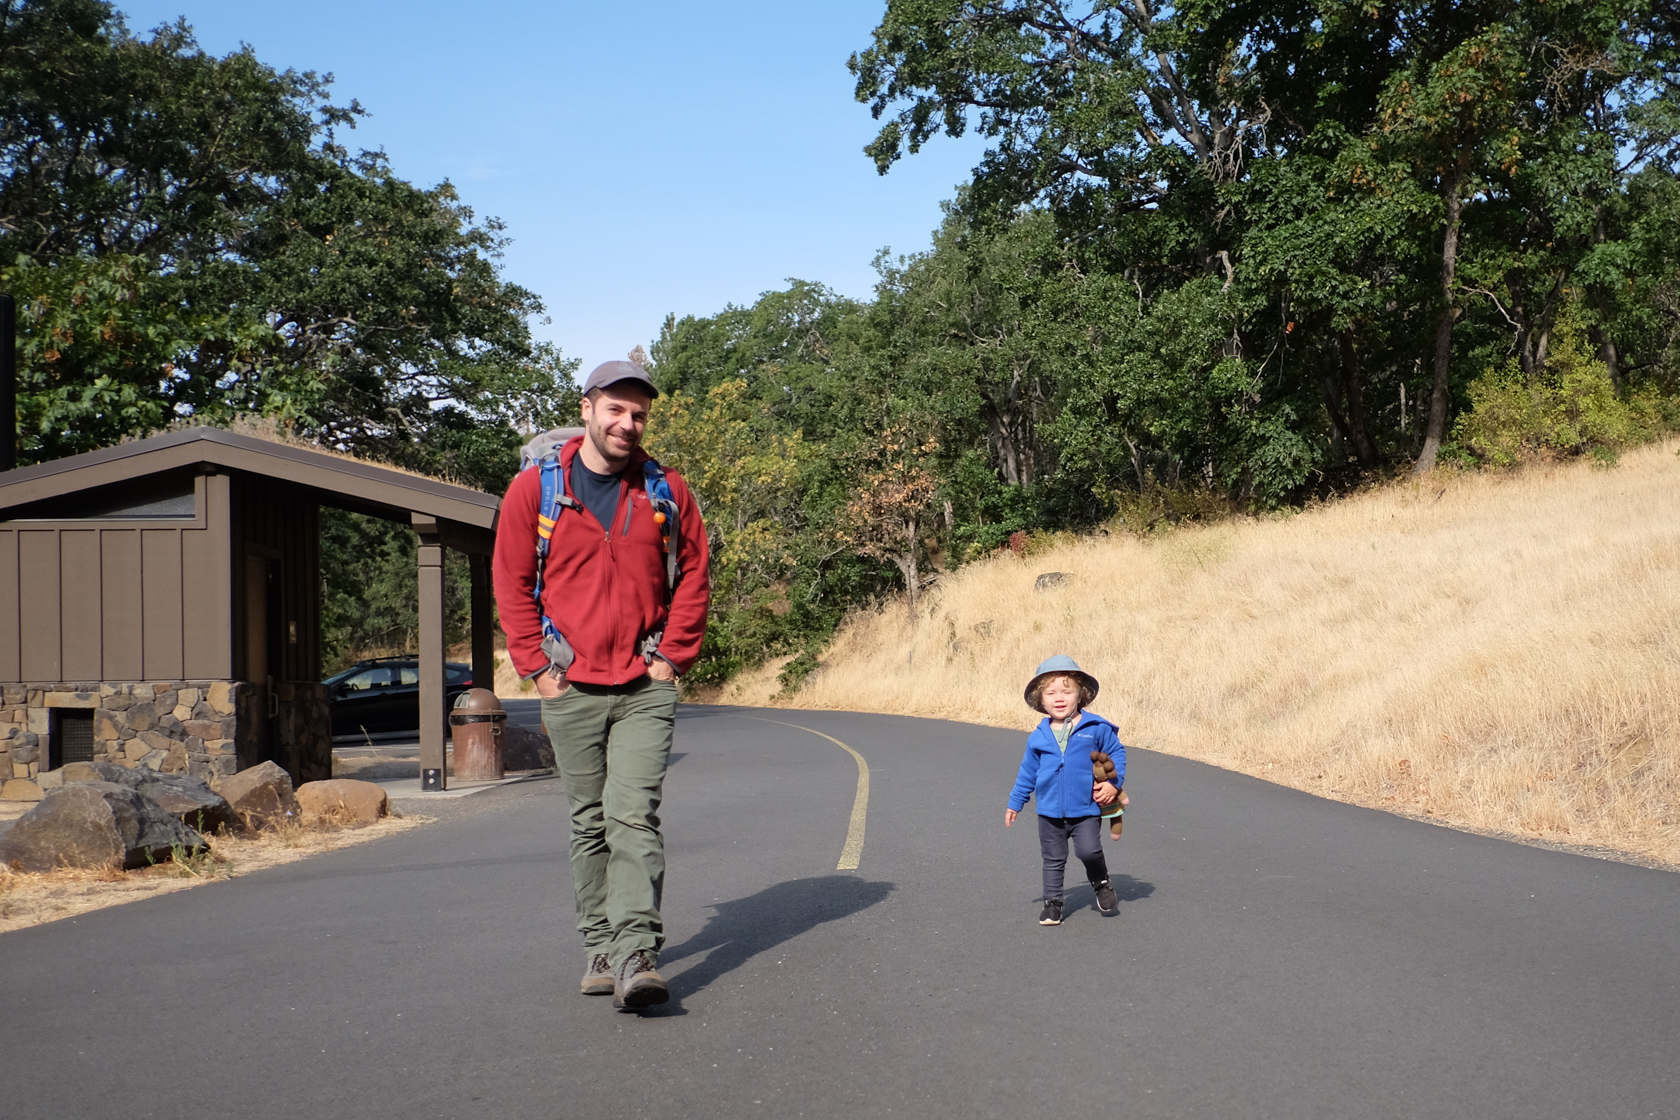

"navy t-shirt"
[570,455,623,534]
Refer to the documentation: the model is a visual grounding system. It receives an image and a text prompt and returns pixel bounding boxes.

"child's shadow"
[1068,872,1156,914]
[648,876,894,1013]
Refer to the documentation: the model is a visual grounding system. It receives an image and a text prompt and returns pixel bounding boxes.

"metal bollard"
[449,688,506,781]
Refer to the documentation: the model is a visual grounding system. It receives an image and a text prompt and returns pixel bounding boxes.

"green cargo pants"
[540,675,677,967]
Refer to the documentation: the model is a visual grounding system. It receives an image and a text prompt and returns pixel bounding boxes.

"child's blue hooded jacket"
[1007,710,1126,818]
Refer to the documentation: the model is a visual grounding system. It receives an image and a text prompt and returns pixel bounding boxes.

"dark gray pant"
[1038,815,1109,901]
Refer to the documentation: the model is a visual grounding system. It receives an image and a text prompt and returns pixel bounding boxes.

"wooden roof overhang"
[0,428,500,554]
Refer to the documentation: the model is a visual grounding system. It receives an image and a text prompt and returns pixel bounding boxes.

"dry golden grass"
[747,440,1680,866]
[0,815,430,935]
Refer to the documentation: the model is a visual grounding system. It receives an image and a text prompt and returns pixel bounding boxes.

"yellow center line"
[734,715,869,871]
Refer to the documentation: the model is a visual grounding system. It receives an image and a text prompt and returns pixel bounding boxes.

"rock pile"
[214,761,300,829]
[0,782,207,872]
[0,759,395,873]
[61,761,242,834]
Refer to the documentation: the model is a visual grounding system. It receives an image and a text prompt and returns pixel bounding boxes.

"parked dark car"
[326,657,474,738]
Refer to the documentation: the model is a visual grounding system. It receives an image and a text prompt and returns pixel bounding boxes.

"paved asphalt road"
[3,703,1677,1119]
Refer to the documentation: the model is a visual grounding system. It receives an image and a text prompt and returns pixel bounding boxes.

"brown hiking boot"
[581,953,614,996]
[612,950,669,1010]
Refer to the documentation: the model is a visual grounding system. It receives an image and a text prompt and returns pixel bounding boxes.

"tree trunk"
[1415,175,1464,475]
[1590,207,1623,393]
[1594,328,1623,393]
[898,514,921,613]
[1321,373,1349,465]
[986,408,1023,487]
[1338,330,1377,467]
[1122,432,1146,492]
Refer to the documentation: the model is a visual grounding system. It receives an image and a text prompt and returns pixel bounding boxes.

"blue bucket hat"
[1024,655,1100,713]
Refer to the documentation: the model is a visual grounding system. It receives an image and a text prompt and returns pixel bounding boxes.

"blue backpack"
[518,428,682,673]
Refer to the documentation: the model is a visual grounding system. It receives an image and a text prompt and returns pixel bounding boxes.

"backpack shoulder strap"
[642,458,681,593]
[525,447,579,674]
[532,452,578,563]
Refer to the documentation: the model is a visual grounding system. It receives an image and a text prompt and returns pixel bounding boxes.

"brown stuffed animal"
[1091,750,1128,839]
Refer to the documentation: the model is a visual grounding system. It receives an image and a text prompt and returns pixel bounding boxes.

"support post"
[469,553,494,693]
[414,515,446,791]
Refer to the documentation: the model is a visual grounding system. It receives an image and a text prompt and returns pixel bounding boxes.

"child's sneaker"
[1092,880,1118,913]
[1038,899,1064,925]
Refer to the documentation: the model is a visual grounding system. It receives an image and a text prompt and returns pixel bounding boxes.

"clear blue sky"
[115,1,987,370]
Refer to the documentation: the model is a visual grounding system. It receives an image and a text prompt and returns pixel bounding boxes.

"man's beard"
[588,421,636,466]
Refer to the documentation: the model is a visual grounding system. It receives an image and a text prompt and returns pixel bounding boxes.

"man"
[493,359,710,1009]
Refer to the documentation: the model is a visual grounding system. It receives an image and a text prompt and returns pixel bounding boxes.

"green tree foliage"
[1,0,575,486]
[850,0,1680,478]
[317,510,475,673]
[1,253,270,456]
[648,285,900,687]
[2,0,578,665]
[648,0,1680,684]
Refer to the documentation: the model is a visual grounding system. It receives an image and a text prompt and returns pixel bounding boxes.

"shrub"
[1453,312,1669,467]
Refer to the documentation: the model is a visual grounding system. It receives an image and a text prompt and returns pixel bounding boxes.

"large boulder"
[296,779,388,826]
[61,761,240,834]
[128,775,240,835]
[88,782,207,868]
[501,724,555,772]
[0,786,122,870]
[61,760,129,785]
[0,783,205,871]
[213,761,300,829]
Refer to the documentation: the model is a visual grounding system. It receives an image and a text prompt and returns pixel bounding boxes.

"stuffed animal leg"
[1091,750,1128,839]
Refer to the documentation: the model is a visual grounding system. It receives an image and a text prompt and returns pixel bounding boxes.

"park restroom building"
[0,428,500,800]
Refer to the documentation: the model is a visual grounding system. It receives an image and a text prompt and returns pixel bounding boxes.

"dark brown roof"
[0,428,501,532]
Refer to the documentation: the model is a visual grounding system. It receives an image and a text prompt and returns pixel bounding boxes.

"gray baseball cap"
[581,360,659,398]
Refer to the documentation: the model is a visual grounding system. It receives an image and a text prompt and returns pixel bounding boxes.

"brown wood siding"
[18,531,60,681]
[59,530,101,681]
[0,531,18,681]
[182,473,232,679]
[100,530,143,680]
[0,465,339,686]
[141,529,184,679]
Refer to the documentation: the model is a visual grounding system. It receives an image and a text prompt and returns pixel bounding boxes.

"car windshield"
[340,665,399,691]
[323,666,360,687]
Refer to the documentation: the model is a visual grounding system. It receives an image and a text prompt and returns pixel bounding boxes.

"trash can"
[449,688,506,781]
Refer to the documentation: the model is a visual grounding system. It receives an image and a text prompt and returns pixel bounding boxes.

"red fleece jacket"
[492,438,710,685]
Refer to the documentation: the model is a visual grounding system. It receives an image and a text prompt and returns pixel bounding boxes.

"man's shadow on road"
[650,876,894,1012]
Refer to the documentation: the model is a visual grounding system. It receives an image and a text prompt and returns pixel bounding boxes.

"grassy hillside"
[719,441,1680,865]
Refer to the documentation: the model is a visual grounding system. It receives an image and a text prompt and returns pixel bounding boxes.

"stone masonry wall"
[0,681,253,802]
[274,682,332,786]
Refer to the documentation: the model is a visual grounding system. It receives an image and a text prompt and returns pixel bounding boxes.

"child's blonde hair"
[1025,671,1096,713]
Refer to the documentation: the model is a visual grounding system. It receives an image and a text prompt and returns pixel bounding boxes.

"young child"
[1005,655,1127,925]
